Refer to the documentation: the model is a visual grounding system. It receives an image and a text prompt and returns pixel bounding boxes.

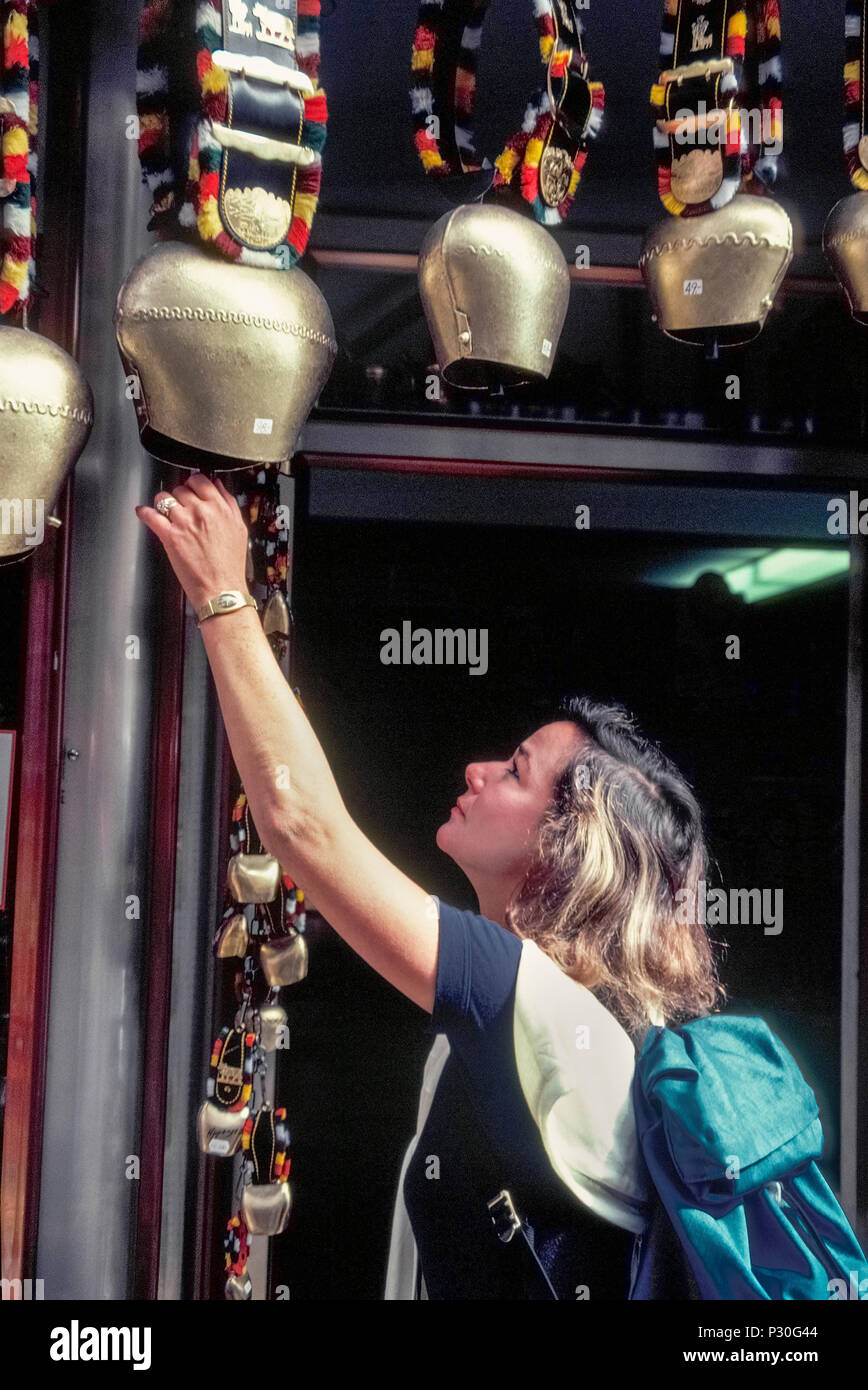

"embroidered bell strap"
[282,870,305,932]
[242,1103,291,1182]
[223,1213,251,1276]
[208,1024,257,1109]
[237,466,291,663]
[0,0,37,314]
[411,0,604,227]
[136,0,327,267]
[651,0,782,218]
[844,1,868,189]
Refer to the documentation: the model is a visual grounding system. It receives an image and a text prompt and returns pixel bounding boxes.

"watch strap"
[197,590,259,625]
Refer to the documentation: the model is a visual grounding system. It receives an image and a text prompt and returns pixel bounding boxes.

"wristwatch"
[196,590,259,627]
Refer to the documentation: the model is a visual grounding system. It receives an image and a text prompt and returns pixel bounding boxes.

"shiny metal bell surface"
[197,1100,250,1157]
[418,203,570,389]
[260,932,308,988]
[227,853,281,904]
[215,911,250,958]
[0,326,94,561]
[824,194,868,323]
[262,590,290,637]
[225,1273,253,1300]
[639,194,793,346]
[258,1002,288,1052]
[114,241,337,471]
[241,1181,292,1236]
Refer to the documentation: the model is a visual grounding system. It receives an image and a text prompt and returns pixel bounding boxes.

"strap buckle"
[654,57,738,145]
[658,57,735,89]
[212,48,314,95]
[209,120,317,166]
[487,1189,523,1244]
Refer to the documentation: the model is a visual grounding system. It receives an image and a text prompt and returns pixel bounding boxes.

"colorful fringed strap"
[0,0,37,315]
[651,0,782,218]
[411,0,604,227]
[208,1025,256,1110]
[136,0,326,268]
[844,0,868,190]
[223,1214,251,1277]
[242,1104,291,1183]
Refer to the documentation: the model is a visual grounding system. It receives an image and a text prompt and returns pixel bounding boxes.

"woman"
[136,473,724,1300]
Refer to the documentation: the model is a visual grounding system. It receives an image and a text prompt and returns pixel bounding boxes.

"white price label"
[253,417,274,435]
[541,338,553,358]
[683,279,703,296]
[209,1138,231,1155]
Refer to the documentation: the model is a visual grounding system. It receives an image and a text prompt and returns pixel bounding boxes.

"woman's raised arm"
[136,472,440,1012]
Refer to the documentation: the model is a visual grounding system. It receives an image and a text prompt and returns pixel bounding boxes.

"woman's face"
[436,720,587,887]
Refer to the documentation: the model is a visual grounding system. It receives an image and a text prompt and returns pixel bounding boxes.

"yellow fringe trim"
[767,16,780,39]
[2,258,29,292]
[665,0,678,13]
[5,11,27,43]
[728,12,747,37]
[524,136,544,169]
[293,191,317,226]
[420,148,443,170]
[650,82,666,106]
[540,34,554,61]
[2,126,28,158]
[202,63,228,95]
[412,48,433,71]
[661,191,686,215]
[845,61,861,84]
[198,199,222,241]
[853,167,868,191]
[495,147,520,181]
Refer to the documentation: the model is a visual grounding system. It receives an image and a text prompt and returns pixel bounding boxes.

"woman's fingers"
[134,503,175,543]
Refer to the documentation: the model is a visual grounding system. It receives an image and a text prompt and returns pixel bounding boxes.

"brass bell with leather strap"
[639,195,793,347]
[225,1272,253,1300]
[227,852,281,903]
[258,1001,288,1051]
[215,911,250,958]
[114,241,337,471]
[260,931,308,987]
[262,590,291,637]
[241,1181,292,1236]
[197,1100,250,1156]
[824,195,868,324]
[417,203,571,389]
[0,327,94,561]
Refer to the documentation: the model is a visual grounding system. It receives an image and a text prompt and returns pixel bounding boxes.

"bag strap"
[455,1057,560,1300]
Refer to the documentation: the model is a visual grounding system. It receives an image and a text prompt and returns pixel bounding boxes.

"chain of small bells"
[194,468,309,1301]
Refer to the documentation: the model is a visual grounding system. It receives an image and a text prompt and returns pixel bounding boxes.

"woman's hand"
[135,473,250,612]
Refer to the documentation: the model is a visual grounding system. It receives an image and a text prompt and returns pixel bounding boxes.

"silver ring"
[156,496,179,519]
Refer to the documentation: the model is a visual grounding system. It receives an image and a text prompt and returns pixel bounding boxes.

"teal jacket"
[630,1016,868,1300]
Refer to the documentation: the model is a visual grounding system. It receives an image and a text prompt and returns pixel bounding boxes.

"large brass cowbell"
[0,327,94,562]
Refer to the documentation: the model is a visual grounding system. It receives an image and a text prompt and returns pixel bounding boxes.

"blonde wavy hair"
[504,696,726,1038]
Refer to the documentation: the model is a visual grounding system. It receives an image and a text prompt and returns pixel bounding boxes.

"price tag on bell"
[683,279,704,296]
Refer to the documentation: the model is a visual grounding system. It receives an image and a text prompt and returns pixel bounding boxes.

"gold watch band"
[196,590,259,626]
